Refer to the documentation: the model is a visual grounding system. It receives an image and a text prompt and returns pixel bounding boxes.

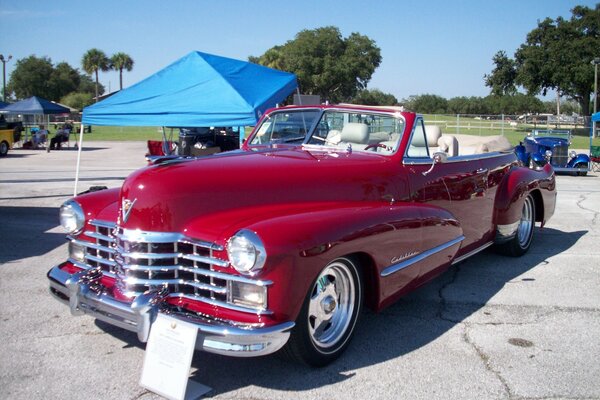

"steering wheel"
[364,143,391,151]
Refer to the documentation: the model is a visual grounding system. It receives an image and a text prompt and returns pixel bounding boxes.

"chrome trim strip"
[403,151,510,165]
[115,249,229,268]
[68,258,116,278]
[381,235,465,277]
[90,220,117,229]
[84,230,115,243]
[451,241,493,265]
[85,254,117,267]
[116,228,224,251]
[182,253,229,267]
[70,238,116,254]
[125,264,272,286]
[124,277,228,294]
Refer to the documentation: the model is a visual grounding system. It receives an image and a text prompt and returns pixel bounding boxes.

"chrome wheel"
[282,257,362,366]
[308,261,356,350]
[517,195,534,248]
[496,193,536,257]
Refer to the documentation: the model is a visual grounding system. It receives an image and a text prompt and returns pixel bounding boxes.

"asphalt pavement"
[1,142,599,400]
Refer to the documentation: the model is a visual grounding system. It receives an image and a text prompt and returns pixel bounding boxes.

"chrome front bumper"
[47,264,294,357]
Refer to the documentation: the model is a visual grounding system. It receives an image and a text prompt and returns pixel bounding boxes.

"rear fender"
[493,163,556,228]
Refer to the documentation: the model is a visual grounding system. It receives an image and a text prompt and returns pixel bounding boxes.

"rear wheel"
[281,257,363,367]
[496,194,535,257]
[0,141,9,156]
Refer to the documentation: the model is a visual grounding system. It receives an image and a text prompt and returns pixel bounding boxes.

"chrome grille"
[551,144,568,167]
[71,220,270,314]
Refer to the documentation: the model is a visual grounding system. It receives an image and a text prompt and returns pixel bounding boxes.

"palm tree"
[110,52,134,90]
[82,48,109,102]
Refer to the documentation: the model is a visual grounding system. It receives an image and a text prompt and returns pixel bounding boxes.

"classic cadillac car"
[48,105,556,367]
[515,129,590,175]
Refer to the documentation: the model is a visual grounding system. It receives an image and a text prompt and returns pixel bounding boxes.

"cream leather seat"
[339,123,369,147]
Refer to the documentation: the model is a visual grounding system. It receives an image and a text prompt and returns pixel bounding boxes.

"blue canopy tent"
[82,51,297,127]
[73,51,298,195]
[1,96,71,115]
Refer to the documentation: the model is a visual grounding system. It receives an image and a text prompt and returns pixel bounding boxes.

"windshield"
[250,110,320,145]
[531,129,570,139]
[250,108,405,155]
[306,110,405,154]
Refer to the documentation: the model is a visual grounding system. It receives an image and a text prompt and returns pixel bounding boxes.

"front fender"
[202,201,462,321]
[567,153,590,168]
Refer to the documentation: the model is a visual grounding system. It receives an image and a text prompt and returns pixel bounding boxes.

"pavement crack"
[463,323,513,399]
[576,193,599,225]
[436,264,461,322]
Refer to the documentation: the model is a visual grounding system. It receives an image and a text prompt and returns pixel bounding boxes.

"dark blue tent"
[82,51,297,127]
[1,96,71,114]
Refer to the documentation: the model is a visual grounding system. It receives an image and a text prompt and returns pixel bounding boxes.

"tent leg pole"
[74,123,85,197]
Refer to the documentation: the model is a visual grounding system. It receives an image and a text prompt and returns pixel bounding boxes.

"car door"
[404,118,490,277]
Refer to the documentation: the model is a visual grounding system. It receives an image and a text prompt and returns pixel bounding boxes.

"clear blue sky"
[0,0,597,101]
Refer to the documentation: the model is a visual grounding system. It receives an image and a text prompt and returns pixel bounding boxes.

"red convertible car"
[48,104,556,366]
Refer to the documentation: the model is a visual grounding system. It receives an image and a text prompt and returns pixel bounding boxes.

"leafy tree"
[82,48,110,101]
[485,4,600,115]
[77,73,103,96]
[250,26,382,103]
[110,52,134,90]
[351,89,398,106]
[484,51,517,96]
[404,94,448,114]
[60,92,93,110]
[7,55,55,99]
[49,62,81,100]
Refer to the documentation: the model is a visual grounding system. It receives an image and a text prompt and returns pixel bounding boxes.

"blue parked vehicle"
[515,129,590,176]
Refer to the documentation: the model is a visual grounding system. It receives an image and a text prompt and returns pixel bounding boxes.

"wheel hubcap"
[307,261,355,349]
[517,197,533,247]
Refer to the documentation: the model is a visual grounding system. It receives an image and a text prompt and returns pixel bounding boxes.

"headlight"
[226,230,266,275]
[59,200,85,234]
[569,150,577,159]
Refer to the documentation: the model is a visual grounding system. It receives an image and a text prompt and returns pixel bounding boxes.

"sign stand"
[140,314,212,400]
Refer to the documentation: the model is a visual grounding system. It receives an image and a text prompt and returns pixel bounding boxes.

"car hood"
[529,136,569,148]
[118,147,398,233]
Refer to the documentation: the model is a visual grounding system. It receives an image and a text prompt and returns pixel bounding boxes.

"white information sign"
[140,313,210,400]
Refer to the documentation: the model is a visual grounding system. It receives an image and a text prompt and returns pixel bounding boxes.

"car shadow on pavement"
[0,206,66,263]
[91,227,586,395]
[189,227,587,395]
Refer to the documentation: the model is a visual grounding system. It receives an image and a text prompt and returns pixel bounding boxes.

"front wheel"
[575,162,588,176]
[496,194,535,257]
[281,257,363,367]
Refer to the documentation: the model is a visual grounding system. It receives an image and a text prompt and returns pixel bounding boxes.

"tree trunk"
[119,68,123,90]
[578,95,590,117]
[94,69,99,102]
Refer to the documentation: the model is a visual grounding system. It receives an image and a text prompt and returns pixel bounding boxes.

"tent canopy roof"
[0,96,71,115]
[593,111,600,122]
[82,51,297,127]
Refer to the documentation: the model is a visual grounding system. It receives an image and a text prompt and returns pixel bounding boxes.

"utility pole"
[0,54,12,102]
[592,58,600,137]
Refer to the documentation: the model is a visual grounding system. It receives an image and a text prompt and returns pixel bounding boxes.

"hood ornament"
[121,198,137,223]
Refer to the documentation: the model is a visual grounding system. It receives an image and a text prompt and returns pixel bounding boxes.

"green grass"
[65,120,599,149]
[423,114,599,149]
